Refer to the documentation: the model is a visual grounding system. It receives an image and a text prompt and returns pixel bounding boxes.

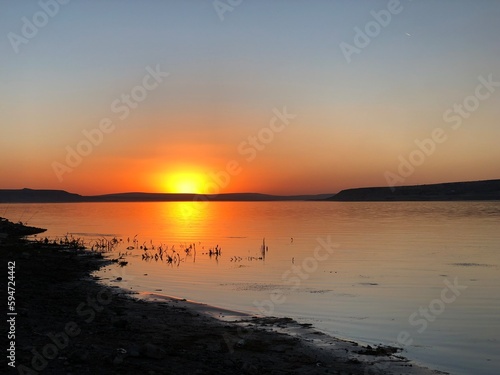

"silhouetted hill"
[2,180,498,203]
[327,179,500,201]
[87,192,198,202]
[0,189,330,203]
[0,188,84,203]
[86,192,331,202]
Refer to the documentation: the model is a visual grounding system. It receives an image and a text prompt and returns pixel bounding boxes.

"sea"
[2,201,499,375]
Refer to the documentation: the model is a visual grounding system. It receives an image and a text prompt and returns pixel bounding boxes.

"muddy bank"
[1,239,445,375]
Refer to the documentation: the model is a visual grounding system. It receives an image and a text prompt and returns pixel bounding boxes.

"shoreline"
[122,291,449,374]
[2,238,447,374]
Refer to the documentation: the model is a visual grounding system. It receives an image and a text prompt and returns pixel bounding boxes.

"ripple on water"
[449,262,495,267]
[220,283,283,291]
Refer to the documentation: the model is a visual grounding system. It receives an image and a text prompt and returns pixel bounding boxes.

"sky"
[1,0,499,195]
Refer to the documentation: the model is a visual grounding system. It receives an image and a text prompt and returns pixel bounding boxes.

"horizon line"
[2,177,500,197]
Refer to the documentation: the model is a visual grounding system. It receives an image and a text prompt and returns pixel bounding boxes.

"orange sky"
[1,1,500,195]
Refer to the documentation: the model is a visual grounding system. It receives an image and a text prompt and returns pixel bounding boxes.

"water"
[2,201,499,375]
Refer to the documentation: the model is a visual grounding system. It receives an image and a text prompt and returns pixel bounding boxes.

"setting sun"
[163,171,207,194]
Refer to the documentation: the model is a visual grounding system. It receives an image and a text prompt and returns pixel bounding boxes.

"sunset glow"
[1,1,499,195]
[163,171,208,194]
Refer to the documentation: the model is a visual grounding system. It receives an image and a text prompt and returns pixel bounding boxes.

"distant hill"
[0,188,84,203]
[327,179,500,201]
[85,192,332,202]
[87,192,286,202]
[0,189,331,203]
[1,180,499,203]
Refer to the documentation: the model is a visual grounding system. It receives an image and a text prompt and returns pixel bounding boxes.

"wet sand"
[2,238,447,375]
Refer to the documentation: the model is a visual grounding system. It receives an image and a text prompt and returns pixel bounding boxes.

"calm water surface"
[2,201,499,375]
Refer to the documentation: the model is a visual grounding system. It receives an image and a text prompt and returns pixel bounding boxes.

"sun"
[163,171,207,194]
